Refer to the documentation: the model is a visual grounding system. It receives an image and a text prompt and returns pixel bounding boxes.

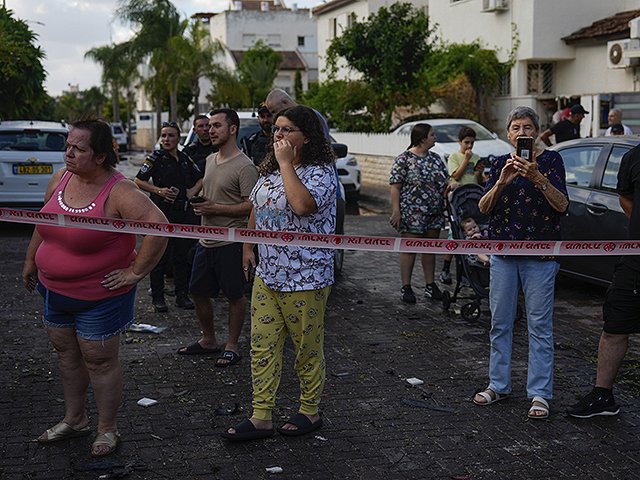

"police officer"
[241,102,273,167]
[135,122,203,312]
[183,114,217,172]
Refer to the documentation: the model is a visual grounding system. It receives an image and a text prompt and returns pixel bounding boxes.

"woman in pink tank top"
[21,116,168,457]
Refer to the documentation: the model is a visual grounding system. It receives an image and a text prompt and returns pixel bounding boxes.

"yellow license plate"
[13,164,53,174]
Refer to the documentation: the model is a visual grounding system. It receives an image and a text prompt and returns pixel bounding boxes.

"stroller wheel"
[442,290,451,311]
[515,303,524,322]
[461,301,482,321]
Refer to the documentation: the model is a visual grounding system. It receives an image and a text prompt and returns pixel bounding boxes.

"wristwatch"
[541,178,549,191]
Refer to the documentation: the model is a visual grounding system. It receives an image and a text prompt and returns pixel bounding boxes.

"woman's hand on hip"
[102,265,144,291]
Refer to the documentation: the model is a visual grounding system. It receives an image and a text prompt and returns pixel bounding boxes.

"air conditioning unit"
[482,0,508,12]
[607,39,640,69]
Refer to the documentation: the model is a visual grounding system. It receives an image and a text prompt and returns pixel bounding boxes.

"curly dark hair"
[72,114,118,170]
[259,105,336,176]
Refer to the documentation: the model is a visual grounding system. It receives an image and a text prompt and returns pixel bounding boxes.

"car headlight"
[345,157,358,166]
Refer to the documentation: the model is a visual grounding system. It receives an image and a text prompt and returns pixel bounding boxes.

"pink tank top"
[36,170,137,300]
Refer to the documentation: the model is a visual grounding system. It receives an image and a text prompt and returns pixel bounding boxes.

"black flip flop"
[177,342,221,355]
[215,350,242,367]
[220,419,275,442]
[276,413,323,437]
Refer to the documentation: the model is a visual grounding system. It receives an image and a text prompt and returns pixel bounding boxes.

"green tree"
[326,3,435,131]
[237,40,281,107]
[117,0,186,128]
[85,44,124,122]
[207,68,250,109]
[169,19,225,116]
[294,70,303,99]
[0,7,48,119]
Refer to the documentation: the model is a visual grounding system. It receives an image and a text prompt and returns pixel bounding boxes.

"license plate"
[13,164,53,175]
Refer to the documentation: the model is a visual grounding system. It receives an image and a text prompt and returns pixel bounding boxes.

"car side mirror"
[332,143,348,158]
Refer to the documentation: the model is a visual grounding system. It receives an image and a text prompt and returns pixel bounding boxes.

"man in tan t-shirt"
[177,108,259,367]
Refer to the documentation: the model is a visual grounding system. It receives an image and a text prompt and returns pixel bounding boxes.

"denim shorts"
[38,283,136,340]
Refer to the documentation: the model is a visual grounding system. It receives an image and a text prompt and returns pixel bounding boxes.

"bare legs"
[187,294,246,364]
[400,230,441,286]
[595,332,629,389]
[40,326,122,453]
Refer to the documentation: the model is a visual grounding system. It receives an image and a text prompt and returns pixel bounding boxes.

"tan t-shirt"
[199,151,259,248]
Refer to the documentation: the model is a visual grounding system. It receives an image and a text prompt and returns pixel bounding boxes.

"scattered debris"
[266,466,283,474]
[129,323,168,333]
[137,397,158,407]
[401,397,457,413]
[333,372,350,377]
[214,403,238,415]
[406,377,424,386]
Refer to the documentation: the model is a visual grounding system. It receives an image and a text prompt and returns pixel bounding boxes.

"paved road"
[2,178,640,479]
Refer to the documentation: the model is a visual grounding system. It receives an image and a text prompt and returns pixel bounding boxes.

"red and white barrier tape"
[2,208,638,256]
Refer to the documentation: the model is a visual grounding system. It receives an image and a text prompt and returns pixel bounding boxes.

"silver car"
[0,120,68,208]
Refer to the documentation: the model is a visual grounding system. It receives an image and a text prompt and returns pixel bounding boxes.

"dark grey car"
[548,136,640,286]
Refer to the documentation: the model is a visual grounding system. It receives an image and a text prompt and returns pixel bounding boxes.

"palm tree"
[169,19,225,116]
[116,0,186,128]
[85,44,123,122]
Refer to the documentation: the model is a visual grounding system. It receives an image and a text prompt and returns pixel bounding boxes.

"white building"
[195,0,318,111]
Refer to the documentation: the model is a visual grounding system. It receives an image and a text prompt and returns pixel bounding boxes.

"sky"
[9,0,323,97]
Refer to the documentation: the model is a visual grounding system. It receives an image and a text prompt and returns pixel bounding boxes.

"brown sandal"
[38,422,91,443]
[91,432,120,456]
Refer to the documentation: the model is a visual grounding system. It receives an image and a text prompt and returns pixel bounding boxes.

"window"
[268,34,281,47]
[601,146,631,192]
[497,68,511,96]
[558,145,602,187]
[242,34,255,47]
[330,18,337,38]
[298,36,305,47]
[527,63,554,95]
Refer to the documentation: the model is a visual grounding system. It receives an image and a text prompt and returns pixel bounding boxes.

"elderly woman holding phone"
[473,106,569,420]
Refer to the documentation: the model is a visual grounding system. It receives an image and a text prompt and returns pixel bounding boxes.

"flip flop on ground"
[177,342,221,355]
[91,432,120,456]
[220,419,275,442]
[472,389,508,406]
[276,413,323,437]
[528,396,550,420]
[38,421,91,443]
[215,350,242,367]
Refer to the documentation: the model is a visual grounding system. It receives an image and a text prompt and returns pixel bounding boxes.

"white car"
[0,120,69,208]
[110,123,128,152]
[392,118,513,168]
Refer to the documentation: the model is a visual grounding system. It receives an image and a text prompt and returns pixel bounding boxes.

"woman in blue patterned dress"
[222,105,337,441]
[390,123,451,303]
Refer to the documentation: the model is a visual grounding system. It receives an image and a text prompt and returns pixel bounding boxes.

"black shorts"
[603,261,640,334]
[189,243,245,300]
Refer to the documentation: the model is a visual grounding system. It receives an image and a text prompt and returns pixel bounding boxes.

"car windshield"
[237,118,260,148]
[0,130,67,151]
[432,123,495,142]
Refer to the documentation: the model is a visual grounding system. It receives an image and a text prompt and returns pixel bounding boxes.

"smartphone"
[164,186,179,204]
[189,196,205,204]
[516,136,534,161]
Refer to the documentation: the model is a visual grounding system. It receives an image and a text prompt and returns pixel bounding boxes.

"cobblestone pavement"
[2,188,640,479]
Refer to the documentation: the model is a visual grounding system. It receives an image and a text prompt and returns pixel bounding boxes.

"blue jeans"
[488,256,560,399]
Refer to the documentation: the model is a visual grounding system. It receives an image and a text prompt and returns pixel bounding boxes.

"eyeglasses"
[161,122,178,128]
[271,125,301,136]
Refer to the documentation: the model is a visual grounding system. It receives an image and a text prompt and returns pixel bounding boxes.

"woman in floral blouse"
[222,105,337,441]
[390,123,451,303]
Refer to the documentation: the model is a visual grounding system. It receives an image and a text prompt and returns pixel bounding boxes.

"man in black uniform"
[135,122,203,312]
[183,115,217,171]
[241,102,272,167]
[566,144,640,418]
[540,104,588,146]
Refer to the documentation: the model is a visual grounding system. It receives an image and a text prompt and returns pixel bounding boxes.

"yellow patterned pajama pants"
[250,276,331,421]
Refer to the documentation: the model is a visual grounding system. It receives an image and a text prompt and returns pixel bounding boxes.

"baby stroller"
[441,183,523,322]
